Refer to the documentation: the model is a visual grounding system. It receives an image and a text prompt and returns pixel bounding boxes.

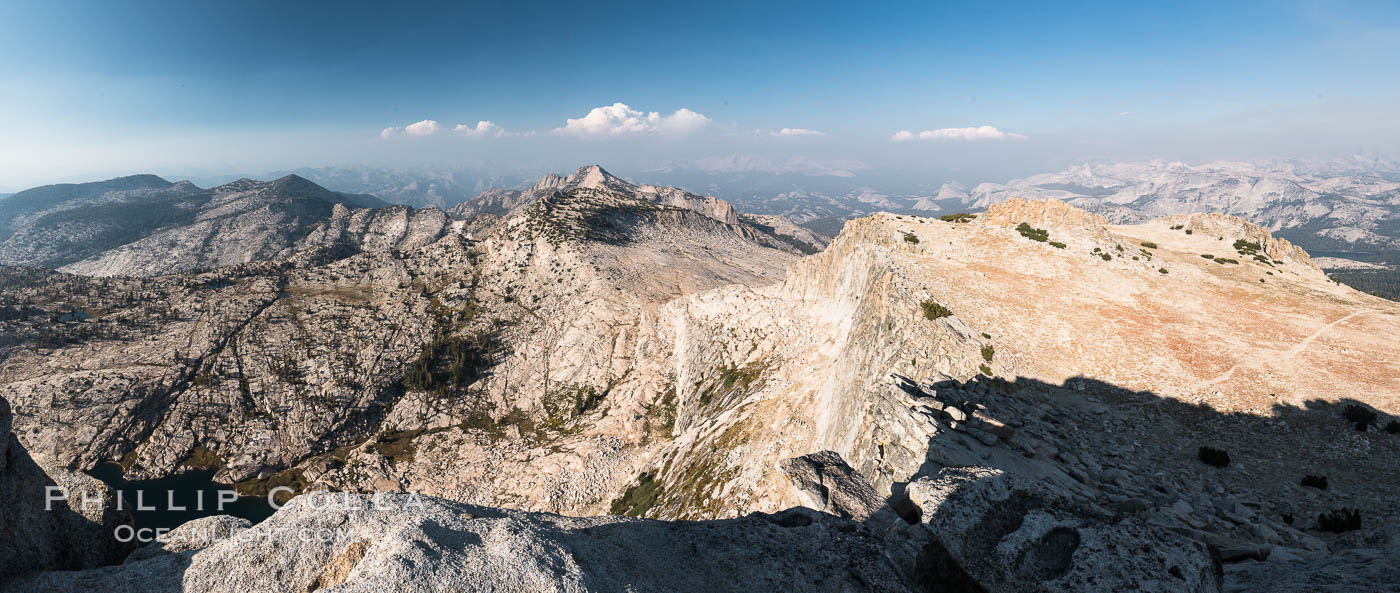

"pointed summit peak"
[567,164,633,191]
[531,172,568,192]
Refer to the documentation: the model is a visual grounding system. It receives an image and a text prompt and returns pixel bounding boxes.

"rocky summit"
[1,168,1398,592]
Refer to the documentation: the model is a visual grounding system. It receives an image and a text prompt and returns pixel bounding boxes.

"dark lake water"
[87,463,277,531]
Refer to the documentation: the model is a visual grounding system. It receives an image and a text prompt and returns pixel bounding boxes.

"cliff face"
[296,203,452,254]
[980,197,1116,241]
[0,397,135,583]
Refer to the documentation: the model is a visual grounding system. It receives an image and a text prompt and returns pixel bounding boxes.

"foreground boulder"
[0,398,135,584]
[6,492,916,593]
[895,466,1221,593]
[779,450,887,522]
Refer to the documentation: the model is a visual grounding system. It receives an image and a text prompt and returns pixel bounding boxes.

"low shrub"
[940,213,977,223]
[1198,446,1230,467]
[1049,241,1067,249]
[1100,253,1112,261]
[1201,254,1215,259]
[981,345,995,362]
[1015,222,1049,242]
[978,364,992,376]
[903,233,920,244]
[1233,239,1262,256]
[1159,268,1169,274]
[1141,241,1158,249]
[1343,404,1378,431]
[1301,475,1328,490]
[1185,229,1193,235]
[1170,224,1184,230]
[921,299,952,320]
[1317,508,1362,533]
[610,472,664,517]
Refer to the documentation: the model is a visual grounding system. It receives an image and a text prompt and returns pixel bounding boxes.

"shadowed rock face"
[0,397,135,584]
[901,466,1220,593]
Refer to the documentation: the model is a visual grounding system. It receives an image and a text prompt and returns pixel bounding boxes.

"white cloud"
[454,120,506,137]
[404,119,441,136]
[380,119,442,138]
[554,103,711,138]
[774,127,825,136]
[891,126,1026,142]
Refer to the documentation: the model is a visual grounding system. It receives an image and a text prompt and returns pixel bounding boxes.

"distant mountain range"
[255,158,1400,262]
[0,165,827,277]
[0,174,411,275]
[3,157,1397,273]
[963,160,1400,262]
[266,166,538,210]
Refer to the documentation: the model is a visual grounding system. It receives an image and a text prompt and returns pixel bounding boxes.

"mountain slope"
[0,174,402,276]
[0,176,212,268]
[0,166,808,510]
[2,186,1397,591]
[449,165,828,253]
[967,160,1400,260]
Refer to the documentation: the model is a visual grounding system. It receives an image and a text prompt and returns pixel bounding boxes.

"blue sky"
[1,0,1398,188]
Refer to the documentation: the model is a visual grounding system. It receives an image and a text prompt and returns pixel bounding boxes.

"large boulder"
[899,466,1221,593]
[779,450,887,522]
[0,397,135,584]
[7,492,918,593]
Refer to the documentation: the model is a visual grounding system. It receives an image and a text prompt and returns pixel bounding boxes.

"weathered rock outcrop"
[980,197,1117,243]
[0,397,134,584]
[295,203,452,254]
[5,493,916,593]
[1158,212,1318,270]
[779,450,886,522]
[896,466,1221,593]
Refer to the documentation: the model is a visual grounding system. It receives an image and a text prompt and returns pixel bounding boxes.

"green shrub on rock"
[610,472,664,517]
[1015,222,1049,242]
[921,299,952,320]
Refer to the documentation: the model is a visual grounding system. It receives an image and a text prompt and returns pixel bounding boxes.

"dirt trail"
[1187,310,1374,393]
